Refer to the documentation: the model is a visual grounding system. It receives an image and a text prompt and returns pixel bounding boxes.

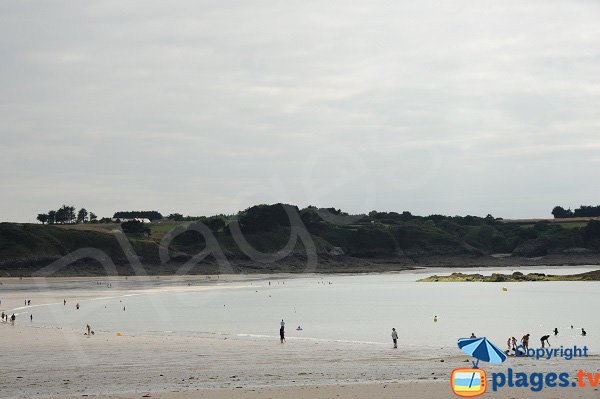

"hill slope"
[2,204,600,276]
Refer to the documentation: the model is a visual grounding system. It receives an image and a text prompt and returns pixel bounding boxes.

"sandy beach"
[1,275,599,399]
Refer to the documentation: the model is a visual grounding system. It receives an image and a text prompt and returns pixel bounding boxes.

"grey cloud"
[1,0,600,222]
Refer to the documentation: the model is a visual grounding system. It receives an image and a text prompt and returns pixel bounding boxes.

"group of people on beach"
[506,326,588,355]
[1,312,16,324]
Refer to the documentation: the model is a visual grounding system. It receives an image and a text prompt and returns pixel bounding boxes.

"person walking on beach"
[582,328,587,337]
[521,334,530,350]
[554,328,559,336]
[279,326,285,343]
[10,314,15,325]
[540,335,550,348]
[511,337,517,350]
[470,333,476,338]
[280,319,285,329]
[76,303,80,310]
[64,299,66,306]
[30,314,32,322]
[86,324,91,335]
[391,328,398,349]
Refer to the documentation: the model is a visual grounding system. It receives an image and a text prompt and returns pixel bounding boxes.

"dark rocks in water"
[488,273,505,282]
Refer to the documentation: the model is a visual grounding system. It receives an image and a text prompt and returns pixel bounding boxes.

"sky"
[1,0,599,222]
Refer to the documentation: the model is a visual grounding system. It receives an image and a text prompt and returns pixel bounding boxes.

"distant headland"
[2,203,600,277]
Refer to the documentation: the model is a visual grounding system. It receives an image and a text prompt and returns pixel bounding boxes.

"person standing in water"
[554,328,558,336]
[391,328,398,349]
[279,326,285,343]
[582,328,587,337]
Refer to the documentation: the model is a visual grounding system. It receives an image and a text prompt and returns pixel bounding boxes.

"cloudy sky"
[1,0,599,222]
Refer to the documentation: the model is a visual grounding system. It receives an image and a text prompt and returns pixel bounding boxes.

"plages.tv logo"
[451,337,507,397]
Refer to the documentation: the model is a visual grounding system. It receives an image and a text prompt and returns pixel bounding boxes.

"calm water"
[17,267,600,354]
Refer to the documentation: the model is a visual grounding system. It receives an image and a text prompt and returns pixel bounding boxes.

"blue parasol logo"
[451,337,507,396]
[458,337,508,368]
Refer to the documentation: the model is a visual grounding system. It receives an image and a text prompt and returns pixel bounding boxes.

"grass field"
[499,217,598,230]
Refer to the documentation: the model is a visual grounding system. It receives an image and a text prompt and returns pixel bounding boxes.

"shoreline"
[3,252,600,278]
[1,262,599,282]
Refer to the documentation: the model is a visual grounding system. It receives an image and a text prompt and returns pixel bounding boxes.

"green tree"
[121,220,150,235]
[47,210,56,225]
[552,206,573,219]
[55,206,67,224]
[36,213,49,224]
[167,213,184,221]
[114,211,163,220]
[583,220,600,248]
[77,208,88,224]
[55,205,76,224]
[89,212,98,223]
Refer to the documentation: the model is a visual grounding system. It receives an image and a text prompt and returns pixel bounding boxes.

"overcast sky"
[1,1,599,222]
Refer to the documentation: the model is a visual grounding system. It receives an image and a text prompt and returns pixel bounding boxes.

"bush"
[121,220,150,235]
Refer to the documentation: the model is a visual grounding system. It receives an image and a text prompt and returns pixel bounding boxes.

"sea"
[10,266,600,355]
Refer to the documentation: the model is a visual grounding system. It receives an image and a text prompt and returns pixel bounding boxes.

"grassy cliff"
[1,204,600,276]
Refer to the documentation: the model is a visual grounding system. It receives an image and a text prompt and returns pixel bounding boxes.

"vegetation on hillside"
[113,211,163,220]
[552,205,600,218]
[36,205,97,225]
[5,203,600,276]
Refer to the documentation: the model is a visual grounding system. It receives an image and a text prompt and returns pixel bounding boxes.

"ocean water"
[15,267,600,354]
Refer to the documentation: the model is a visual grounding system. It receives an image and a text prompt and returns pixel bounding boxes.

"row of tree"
[37,205,97,225]
[113,211,163,220]
[552,205,600,219]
